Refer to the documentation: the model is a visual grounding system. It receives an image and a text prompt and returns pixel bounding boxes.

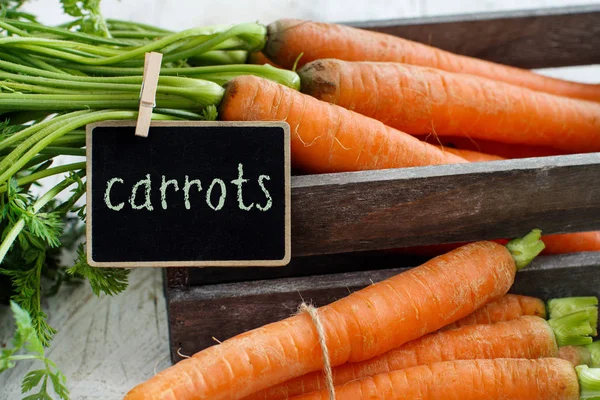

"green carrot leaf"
[67,243,129,296]
[22,369,47,392]
[59,0,109,37]
[0,302,70,399]
[0,0,28,12]
[201,104,218,121]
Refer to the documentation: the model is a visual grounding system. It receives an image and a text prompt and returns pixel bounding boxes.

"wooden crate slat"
[183,252,430,286]
[346,5,600,69]
[291,154,600,257]
[167,252,600,362]
[166,154,600,288]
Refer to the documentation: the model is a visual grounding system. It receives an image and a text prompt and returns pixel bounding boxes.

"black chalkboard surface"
[86,121,291,267]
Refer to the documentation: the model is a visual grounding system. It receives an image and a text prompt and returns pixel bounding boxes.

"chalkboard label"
[86,121,291,267]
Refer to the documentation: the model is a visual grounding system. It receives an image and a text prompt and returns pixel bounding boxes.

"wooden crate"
[165,5,600,363]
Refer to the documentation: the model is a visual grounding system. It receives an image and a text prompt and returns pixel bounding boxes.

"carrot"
[248,51,282,68]
[124,231,545,400]
[291,358,594,400]
[418,134,566,159]
[543,232,600,254]
[246,313,597,400]
[218,75,465,173]
[265,19,600,103]
[298,59,600,153]
[437,146,504,163]
[447,295,598,331]
[389,231,600,257]
[560,342,600,367]
[443,294,546,330]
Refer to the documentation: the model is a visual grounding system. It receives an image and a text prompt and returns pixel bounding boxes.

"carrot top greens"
[0,1,301,398]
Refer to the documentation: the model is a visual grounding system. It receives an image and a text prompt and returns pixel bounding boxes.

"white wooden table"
[1,0,599,398]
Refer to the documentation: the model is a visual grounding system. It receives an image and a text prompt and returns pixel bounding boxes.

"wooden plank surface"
[167,153,600,288]
[167,252,600,362]
[290,154,600,257]
[0,268,171,400]
[346,5,600,69]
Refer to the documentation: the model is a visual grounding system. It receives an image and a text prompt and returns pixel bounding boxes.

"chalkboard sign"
[86,121,291,267]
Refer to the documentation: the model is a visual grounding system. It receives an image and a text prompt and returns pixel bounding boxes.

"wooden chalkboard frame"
[86,120,292,268]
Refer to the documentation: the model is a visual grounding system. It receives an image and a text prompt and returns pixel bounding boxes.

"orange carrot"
[124,232,544,400]
[265,19,600,102]
[418,134,566,159]
[298,59,600,153]
[291,358,583,400]
[561,346,593,367]
[248,51,282,68]
[437,146,504,162]
[247,315,595,400]
[543,232,600,253]
[560,342,600,367]
[443,294,546,330]
[219,75,465,173]
[388,231,600,258]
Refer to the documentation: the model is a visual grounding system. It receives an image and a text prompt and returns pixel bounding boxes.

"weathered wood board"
[166,153,600,286]
[290,154,600,257]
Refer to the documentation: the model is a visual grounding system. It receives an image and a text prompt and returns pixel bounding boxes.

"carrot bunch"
[247,18,600,254]
[126,231,551,399]
[246,294,599,400]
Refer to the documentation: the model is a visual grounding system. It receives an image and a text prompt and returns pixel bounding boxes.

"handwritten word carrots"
[124,231,544,400]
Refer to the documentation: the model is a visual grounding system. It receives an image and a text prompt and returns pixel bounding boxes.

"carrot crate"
[165,5,600,363]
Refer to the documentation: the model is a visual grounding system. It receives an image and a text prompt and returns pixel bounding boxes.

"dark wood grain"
[168,154,600,288]
[167,252,600,362]
[345,5,600,69]
[185,251,430,286]
[291,154,600,257]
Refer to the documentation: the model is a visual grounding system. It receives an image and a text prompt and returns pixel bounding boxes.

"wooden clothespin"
[135,52,163,138]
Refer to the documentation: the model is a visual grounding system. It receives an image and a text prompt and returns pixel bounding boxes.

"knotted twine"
[297,303,336,400]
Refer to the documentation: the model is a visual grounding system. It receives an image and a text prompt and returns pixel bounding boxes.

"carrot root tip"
[586,342,600,368]
[549,297,599,336]
[549,309,597,347]
[576,365,600,399]
[506,228,545,270]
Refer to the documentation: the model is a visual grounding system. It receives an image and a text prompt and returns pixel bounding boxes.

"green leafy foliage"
[59,0,109,37]
[67,244,129,296]
[201,104,218,121]
[0,302,69,399]
[0,0,28,12]
[0,179,65,345]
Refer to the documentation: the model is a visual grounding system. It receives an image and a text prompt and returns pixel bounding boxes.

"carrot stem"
[506,229,545,270]
[576,365,600,399]
[549,297,599,336]
[549,309,597,347]
[584,342,600,368]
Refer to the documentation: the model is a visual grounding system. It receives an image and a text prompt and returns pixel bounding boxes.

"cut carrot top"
[585,341,600,368]
[577,365,600,400]
[506,228,545,270]
[549,309,598,347]
[549,297,599,336]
